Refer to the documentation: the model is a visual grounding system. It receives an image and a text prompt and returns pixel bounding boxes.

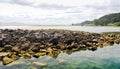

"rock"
[67,46,73,50]
[115,39,120,44]
[0,38,3,47]
[46,47,60,58]
[0,48,4,52]
[49,38,59,45]
[33,52,46,58]
[32,47,40,53]
[23,53,31,59]
[65,39,74,45]
[92,39,98,43]
[4,45,12,51]
[10,55,19,60]
[88,47,97,51]
[0,52,10,57]
[21,43,30,51]
[39,45,46,49]
[60,46,66,50]
[40,49,47,52]
[33,62,47,67]
[12,46,20,52]
[0,29,119,61]
[109,41,114,45]
[57,43,66,50]
[0,52,10,60]
[46,47,53,55]
[2,56,14,65]
[85,42,92,47]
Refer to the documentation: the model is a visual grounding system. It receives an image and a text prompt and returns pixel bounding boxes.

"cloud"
[0,0,33,5]
[0,0,120,25]
[0,0,71,10]
[33,4,72,10]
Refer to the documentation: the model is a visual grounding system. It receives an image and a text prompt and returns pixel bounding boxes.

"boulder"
[0,52,10,60]
[12,46,20,52]
[0,48,4,52]
[65,39,74,45]
[33,52,46,58]
[4,45,12,51]
[0,38,3,47]
[49,38,59,45]
[23,53,31,59]
[2,56,14,65]
[88,47,97,51]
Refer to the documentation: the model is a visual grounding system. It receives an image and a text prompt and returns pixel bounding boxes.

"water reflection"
[0,44,120,69]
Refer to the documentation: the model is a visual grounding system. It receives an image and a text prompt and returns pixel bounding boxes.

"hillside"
[73,13,120,26]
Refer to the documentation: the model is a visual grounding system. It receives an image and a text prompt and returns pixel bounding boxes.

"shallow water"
[0,26,120,33]
[0,44,120,69]
[0,26,120,69]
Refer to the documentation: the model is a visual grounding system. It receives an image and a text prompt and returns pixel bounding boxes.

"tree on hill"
[93,13,120,26]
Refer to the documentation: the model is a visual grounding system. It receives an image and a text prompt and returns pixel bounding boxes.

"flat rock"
[2,57,14,65]
[0,52,9,57]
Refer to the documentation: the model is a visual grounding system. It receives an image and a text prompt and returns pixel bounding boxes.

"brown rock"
[4,45,12,51]
[12,46,20,52]
[0,38,3,47]
[33,52,46,58]
[2,56,14,65]
[23,53,31,59]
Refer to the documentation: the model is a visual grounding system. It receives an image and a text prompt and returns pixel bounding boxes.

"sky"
[0,0,120,25]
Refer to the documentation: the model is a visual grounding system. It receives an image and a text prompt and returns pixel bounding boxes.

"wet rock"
[65,39,74,45]
[2,56,14,65]
[0,38,3,47]
[39,45,46,49]
[88,47,97,51]
[46,47,53,53]
[60,46,66,50]
[115,39,120,44]
[49,38,59,45]
[67,45,73,50]
[4,45,12,51]
[21,43,30,51]
[0,29,119,64]
[0,52,10,60]
[0,48,4,52]
[12,46,20,52]
[23,53,31,59]
[0,52,9,56]
[109,41,114,45]
[33,52,46,58]
[32,47,40,53]
[92,39,98,43]
[10,54,19,60]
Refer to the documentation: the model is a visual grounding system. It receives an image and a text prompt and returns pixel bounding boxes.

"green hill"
[73,13,120,26]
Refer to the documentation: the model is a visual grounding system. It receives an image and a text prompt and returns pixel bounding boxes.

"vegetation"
[94,13,120,26]
[102,32,120,35]
[72,13,120,26]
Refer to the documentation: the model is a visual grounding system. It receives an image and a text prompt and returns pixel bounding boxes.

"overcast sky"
[0,0,120,25]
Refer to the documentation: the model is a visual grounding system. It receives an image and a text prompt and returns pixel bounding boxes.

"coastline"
[0,29,120,65]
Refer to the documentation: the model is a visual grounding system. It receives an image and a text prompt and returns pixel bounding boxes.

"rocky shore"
[0,29,120,65]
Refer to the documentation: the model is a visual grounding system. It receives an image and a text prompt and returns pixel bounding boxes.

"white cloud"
[0,0,120,25]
